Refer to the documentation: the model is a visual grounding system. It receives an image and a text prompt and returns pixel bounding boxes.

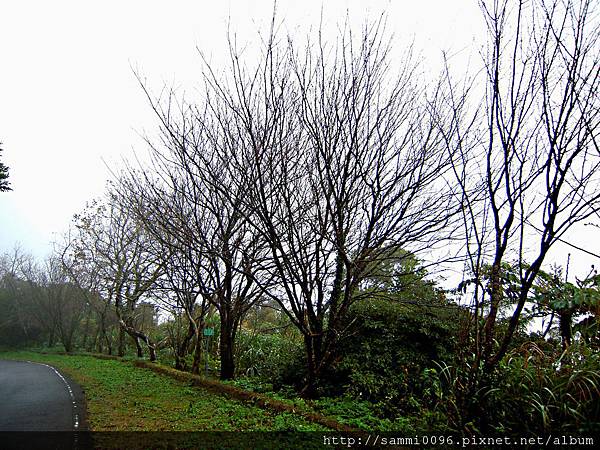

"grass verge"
[0,351,329,432]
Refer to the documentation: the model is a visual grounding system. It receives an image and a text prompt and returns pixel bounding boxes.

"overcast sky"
[0,0,597,281]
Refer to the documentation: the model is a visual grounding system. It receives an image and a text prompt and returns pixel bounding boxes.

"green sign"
[203,327,214,336]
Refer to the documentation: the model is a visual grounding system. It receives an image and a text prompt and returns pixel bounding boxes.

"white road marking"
[26,361,80,430]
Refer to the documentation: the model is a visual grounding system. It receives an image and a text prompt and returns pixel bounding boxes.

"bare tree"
[119,183,212,373]
[38,256,86,353]
[183,17,464,394]
[154,241,211,374]
[445,0,600,383]
[118,127,267,379]
[71,192,164,360]
[60,229,119,354]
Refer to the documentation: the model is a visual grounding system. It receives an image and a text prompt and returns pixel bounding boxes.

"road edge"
[25,360,89,432]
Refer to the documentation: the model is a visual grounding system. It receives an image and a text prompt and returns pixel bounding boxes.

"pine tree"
[0,144,11,192]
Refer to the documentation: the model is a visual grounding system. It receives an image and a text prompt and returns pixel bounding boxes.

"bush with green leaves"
[325,294,462,420]
[235,329,305,388]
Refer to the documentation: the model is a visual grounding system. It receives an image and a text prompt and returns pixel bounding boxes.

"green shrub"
[325,296,461,418]
[235,329,306,388]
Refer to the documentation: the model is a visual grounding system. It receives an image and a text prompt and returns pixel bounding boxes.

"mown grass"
[0,351,329,432]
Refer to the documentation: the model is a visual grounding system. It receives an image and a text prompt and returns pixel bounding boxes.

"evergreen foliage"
[0,144,10,192]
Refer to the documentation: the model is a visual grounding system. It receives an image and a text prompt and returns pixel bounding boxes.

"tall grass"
[431,343,600,435]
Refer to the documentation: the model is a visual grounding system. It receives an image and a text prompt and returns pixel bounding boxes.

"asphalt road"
[0,359,86,431]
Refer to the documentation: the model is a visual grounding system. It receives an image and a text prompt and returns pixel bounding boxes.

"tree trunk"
[483,263,502,369]
[62,328,73,353]
[191,317,204,375]
[118,326,126,356]
[219,313,236,380]
[219,336,235,380]
[191,331,203,375]
[134,336,144,358]
[81,315,90,350]
[175,320,195,370]
[300,333,323,398]
[174,354,186,371]
[118,317,158,362]
[148,343,157,361]
[47,326,55,348]
[559,310,573,350]
[90,327,99,352]
[104,330,113,355]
